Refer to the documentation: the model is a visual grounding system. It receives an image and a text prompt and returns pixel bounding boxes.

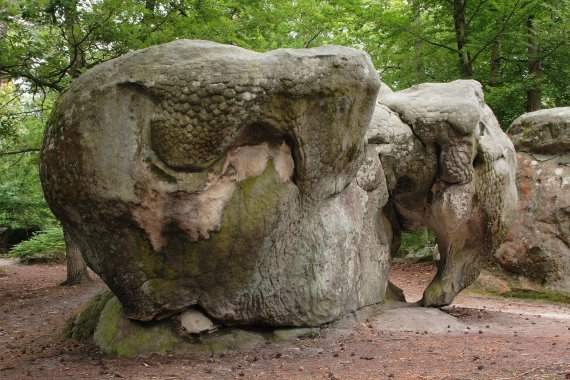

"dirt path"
[1,260,569,379]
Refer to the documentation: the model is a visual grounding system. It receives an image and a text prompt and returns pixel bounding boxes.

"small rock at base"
[178,309,215,334]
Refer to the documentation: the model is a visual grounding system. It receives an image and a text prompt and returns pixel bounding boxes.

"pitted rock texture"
[40,40,389,326]
[496,109,570,291]
[370,80,518,306]
[508,107,570,154]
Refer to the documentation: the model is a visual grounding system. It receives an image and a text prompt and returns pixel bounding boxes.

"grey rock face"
[41,40,389,326]
[370,80,518,306]
[508,107,570,154]
[496,108,570,291]
[41,39,519,332]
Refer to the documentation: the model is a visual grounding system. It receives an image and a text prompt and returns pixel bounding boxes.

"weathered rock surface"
[42,39,521,348]
[508,107,570,154]
[370,80,518,306]
[495,109,570,291]
[41,40,390,327]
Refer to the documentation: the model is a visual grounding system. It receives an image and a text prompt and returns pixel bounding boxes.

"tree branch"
[471,0,521,64]
[466,0,488,28]
[0,148,41,157]
[537,41,566,61]
[397,26,459,53]
[305,30,322,48]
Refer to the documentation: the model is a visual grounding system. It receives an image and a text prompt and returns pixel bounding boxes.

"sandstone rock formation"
[41,40,391,327]
[495,108,570,291]
[369,80,518,306]
[42,40,518,346]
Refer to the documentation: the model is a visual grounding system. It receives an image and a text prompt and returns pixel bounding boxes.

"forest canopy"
[0,0,569,234]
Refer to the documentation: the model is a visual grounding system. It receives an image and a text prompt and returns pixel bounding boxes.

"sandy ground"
[1,260,569,379]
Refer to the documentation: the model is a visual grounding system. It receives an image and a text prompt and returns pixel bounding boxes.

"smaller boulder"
[508,107,570,154]
[495,107,570,292]
[494,153,570,291]
[472,271,511,294]
[178,309,216,335]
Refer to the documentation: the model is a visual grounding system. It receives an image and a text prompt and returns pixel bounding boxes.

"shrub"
[10,226,65,264]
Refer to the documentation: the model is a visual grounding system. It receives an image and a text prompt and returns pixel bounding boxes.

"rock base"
[65,292,386,357]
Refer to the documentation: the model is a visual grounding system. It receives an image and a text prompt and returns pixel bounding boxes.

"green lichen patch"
[70,294,395,358]
[271,328,320,342]
[94,296,184,357]
[92,296,269,357]
[383,281,406,302]
[492,288,570,305]
[421,278,448,307]
[63,291,113,341]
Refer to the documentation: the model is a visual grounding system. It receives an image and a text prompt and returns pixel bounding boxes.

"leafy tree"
[353,0,569,126]
[0,83,54,230]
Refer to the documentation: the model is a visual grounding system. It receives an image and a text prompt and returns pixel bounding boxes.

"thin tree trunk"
[490,39,501,86]
[61,228,90,286]
[63,1,85,79]
[0,20,6,39]
[412,0,425,81]
[526,15,541,112]
[453,0,473,78]
[0,20,8,86]
[59,1,90,286]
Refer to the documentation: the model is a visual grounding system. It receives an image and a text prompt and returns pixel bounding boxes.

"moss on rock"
[63,291,113,341]
[66,292,338,357]
[94,296,184,357]
[92,296,269,357]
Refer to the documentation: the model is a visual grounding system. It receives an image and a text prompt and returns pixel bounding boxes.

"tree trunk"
[526,15,541,112]
[61,228,90,286]
[61,0,86,79]
[59,2,90,286]
[0,20,8,86]
[0,20,7,39]
[145,0,157,13]
[412,0,425,81]
[452,0,473,78]
[490,38,501,86]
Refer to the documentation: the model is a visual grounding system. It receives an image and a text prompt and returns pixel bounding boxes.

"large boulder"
[495,108,570,291]
[41,40,390,327]
[369,80,518,306]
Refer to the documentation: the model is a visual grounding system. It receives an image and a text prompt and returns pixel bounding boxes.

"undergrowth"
[497,288,570,305]
[10,226,65,264]
[396,228,436,258]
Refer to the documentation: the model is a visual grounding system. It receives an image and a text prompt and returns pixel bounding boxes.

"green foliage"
[10,226,65,264]
[0,84,56,230]
[350,0,570,126]
[396,228,436,258]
